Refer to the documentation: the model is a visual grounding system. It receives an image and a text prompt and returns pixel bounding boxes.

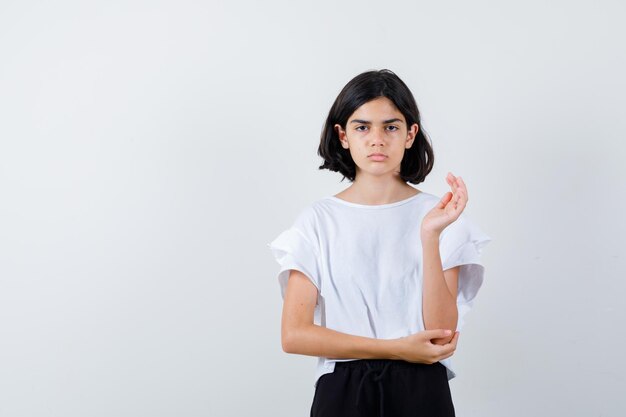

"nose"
[370,126,386,146]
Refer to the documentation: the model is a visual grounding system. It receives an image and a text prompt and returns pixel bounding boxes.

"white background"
[1,1,625,416]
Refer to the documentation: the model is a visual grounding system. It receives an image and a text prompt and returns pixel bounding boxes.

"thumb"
[425,329,453,339]
[437,192,453,209]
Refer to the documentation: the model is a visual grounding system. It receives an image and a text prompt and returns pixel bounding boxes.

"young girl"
[268,69,492,417]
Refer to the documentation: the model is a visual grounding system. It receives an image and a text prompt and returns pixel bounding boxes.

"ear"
[405,123,419,148]
[334,124,349,149]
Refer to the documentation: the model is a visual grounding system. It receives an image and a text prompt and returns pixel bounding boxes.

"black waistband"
[334,358,441,371]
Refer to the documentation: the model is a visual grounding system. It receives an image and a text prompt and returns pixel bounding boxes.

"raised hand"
[421,172,468,236]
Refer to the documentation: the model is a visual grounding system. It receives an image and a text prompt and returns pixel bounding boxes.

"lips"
[368,154,387,161]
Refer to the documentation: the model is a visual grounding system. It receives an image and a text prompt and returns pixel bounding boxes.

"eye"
[386,125,399,131]
[355,125,368,132]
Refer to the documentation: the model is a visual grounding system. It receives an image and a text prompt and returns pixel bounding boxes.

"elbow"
[429,327,457,345]
[281,328,297,354]
[423,313,458,345]
[282,325,312,354]
[281,334,293,353]
[423,315,458,335]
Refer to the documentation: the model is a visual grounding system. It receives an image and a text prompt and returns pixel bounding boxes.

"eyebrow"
[349,118,405,124]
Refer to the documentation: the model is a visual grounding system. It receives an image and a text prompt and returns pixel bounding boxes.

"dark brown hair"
[318,69,434,184]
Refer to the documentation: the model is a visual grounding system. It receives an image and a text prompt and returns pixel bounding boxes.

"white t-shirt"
[267,190,492,388]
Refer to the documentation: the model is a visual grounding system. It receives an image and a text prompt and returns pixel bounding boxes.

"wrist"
[384,338,404,361]
[420,230,440,242]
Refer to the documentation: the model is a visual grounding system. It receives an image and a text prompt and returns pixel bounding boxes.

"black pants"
[310,359,455,417]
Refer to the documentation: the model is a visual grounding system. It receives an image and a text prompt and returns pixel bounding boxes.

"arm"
[421,232,459,345]
[281,270,398,359]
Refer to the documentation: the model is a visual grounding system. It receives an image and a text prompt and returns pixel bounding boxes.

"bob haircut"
[318,69,434,184]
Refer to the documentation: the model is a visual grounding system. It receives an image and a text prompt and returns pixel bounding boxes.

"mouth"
[368,153,388,161]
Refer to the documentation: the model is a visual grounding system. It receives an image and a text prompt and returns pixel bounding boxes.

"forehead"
[348,96,404,121]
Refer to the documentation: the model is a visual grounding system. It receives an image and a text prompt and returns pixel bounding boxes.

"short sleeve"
[267,227,322,302]
[439,212,493,331]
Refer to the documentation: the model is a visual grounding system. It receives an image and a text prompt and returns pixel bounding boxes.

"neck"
[343,171,417,205]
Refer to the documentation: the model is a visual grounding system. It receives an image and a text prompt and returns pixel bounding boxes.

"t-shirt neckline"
[325,191,426,209]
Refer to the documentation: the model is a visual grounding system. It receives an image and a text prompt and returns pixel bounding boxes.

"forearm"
[283,324,400,360]
[421,233,458,341]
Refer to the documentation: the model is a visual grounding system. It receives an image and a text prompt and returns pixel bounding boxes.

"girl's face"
[334,96,419,180]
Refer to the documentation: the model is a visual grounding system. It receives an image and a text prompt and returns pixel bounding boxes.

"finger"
[439,349,455,362]
[454,189,465,209]
[449,331,460,348]
[444,197,461,216]
[455,181,466,201]
[438,346,455,360]
[438,191,453,209]
[449,191,462,213]
[447,172,457,194]
[436,332,459,354]
[426,329,455,340]
[457,191,467,212]
[443,336,458,357]
[446,331,459,348]
[453,188,467,212]
[434,342,456,360]
[446,173,456,194]
[451,179,465,205]
[457,176,468,201]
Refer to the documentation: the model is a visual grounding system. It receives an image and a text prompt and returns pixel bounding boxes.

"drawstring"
[355,361,392,417]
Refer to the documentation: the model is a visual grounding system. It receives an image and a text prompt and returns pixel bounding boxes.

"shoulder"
[292,196,347,242]
[290,199,329,243]
[293,200,320,227]
[294,196,336,222]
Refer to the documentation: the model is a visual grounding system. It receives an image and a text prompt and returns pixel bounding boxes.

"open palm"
[422,172,469,236]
